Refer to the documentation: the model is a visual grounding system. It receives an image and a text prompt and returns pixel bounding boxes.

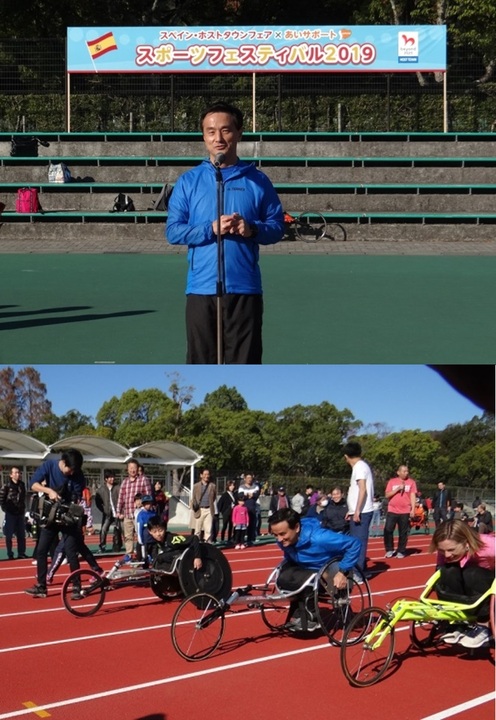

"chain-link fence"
[1,38,495,132]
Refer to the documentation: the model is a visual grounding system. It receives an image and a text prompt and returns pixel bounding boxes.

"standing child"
[232,494,249,549]
[135,496,158,562]
[370,494,382,537]
[133,493,143,560]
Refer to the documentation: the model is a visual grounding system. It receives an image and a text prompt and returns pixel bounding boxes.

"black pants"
[436,563,494,620]
[186,294,263,364]
[384,512,410,554]
[99,512,115,548]
[36,525,80,587]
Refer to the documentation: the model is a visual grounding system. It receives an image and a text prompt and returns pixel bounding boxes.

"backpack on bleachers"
[16,187,42,213]
[149,183,173,211]
[48,162,72,183]
[10,136,50,157]
[112,193,135,212]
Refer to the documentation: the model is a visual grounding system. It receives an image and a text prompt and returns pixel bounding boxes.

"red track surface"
[0,533,494,720]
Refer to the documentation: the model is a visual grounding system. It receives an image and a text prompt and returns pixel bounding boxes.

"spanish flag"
[86,32,118,60]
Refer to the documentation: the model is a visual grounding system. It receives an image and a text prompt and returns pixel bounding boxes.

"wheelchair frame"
[61,543,232,617]
[170,557,372,661]
[340,569,496,687]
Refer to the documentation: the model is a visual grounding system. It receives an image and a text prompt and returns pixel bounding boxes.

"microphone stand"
[214,158,224,364]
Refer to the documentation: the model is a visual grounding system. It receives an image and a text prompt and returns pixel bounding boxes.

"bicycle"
[284,211,346,243]
[340,570,496,687]
[170,557,372,661]
[61,543,232,618]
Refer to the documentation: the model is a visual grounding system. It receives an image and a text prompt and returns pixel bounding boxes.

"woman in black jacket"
[217,480,237,544]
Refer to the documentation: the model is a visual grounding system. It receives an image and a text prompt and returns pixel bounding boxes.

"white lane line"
[0,642,332,718]
[420,692,496,720]
[0,608,261,654]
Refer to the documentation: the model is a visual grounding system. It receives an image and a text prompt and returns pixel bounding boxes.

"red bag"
[16,187,41,213]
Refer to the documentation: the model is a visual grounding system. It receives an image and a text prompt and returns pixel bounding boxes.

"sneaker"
[441,628,467,645]
[235,544,241,550]
[18,554,28,559]
[61,558,68,566]
[71,589,84,601]
[240,544,246,549]
[288,616,319,632]
[458,625,491,649]
[352,573,364,585]
[396,552,406,559]
[385,551,395,558]
[31,560,38,566]
[93,566,105,575]
[24,584,47,598]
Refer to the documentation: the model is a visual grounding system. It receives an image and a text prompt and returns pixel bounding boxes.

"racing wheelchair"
[170,557,372,661]
[61,543,232,617]
[340,569,496,687]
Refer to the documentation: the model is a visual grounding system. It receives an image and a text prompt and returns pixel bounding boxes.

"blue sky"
[6,365,485,432]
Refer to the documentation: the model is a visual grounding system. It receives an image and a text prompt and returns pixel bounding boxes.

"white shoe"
[396,552,405,559]
[385,551,395,558]
[235,544,241,550]
[458,625,491,649]
[441,628,466,644]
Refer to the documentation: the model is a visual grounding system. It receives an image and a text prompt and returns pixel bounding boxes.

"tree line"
[0,367,493,494]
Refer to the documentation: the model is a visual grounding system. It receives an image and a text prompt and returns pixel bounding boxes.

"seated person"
[473,503,494,534]
[308,486,350,534]
[451,501,469,523]
[429,519,495,648]
[411,499,427,526]
[269,507,362,631]
[147,517,202,572]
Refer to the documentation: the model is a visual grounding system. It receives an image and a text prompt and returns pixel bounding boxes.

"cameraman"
[25,449,89,598]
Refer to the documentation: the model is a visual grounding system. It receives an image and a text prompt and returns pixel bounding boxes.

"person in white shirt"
[343,441,375,578]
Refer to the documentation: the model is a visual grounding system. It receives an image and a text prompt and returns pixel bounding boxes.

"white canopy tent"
[0,432,203,488]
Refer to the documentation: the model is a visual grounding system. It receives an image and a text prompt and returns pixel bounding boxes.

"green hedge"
[1,88,495,132]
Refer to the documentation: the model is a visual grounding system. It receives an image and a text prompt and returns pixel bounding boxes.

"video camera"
[30,495,85,529]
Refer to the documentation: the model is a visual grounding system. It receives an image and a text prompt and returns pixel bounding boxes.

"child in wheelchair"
[430,519,495,648]
[147,517,203,572]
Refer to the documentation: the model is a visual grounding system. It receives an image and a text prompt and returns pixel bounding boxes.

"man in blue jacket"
[166,101,284,364]
[25,449,93,598]
[269,507,362,631]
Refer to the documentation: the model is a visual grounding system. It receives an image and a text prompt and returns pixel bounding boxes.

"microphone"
[214,153,226,167]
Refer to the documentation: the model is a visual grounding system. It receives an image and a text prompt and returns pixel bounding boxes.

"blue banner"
[67,26,446,74]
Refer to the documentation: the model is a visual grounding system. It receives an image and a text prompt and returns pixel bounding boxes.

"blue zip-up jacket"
[166,159,284,294]
[278,516,362,573]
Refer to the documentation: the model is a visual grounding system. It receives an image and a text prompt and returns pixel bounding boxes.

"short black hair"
[269,507,300,529]
[61,449,83,471]
[343,441,362,458]
[200,101,243,131]
[147,516,166,531]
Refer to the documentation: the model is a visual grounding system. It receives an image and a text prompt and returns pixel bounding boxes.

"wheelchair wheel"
[314,561,372,646]
[327,222,346,242]
[61,569,106,617]
[178,544,232,601]
[410,620,441,649]
[261,598,293,632]
[295,211,327,242]
[171,592,225,661]
[149,573,182,600]
[341,607,395,688]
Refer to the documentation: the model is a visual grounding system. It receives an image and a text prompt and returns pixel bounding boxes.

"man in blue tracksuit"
[269,507,362,631]
[166,101,284,364]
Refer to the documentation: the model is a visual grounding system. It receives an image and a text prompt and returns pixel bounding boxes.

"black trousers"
[384,512,410,554]
[36,525,80,587]
[186,294,263,364]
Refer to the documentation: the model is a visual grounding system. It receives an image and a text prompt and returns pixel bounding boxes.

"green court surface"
[0,254,494,363]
